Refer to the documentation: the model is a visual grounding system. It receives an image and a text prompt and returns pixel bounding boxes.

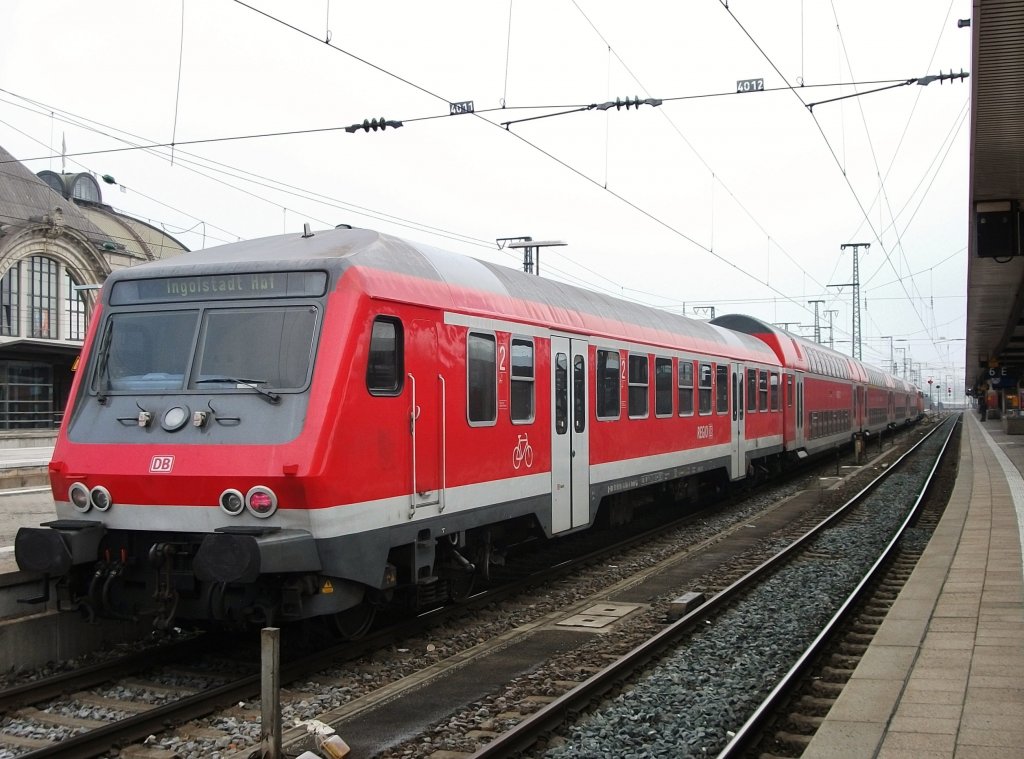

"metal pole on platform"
[260,627,282,759]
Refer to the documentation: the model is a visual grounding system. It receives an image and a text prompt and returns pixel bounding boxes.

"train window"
[698,362,712,415]
[655,357,672,417]
[678,360,694,416]
[95,310,197,393]
[192,306,317,390]
[758,370,768,411]
[770,372,779,410]
[510,338,534,423]
[366,317,403,395]
[628,353,649,418]
[715,364,728,414]
[554,353,568,435]
[787,374,793,407]
[596,349,620,420]
[467,332,497,425]
[731,370,738,421]
[746,369,757,412]
[573,355,586,433]
[737,372,744,420]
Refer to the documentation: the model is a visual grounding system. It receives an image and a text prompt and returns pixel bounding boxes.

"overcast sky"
[0,0,972,395]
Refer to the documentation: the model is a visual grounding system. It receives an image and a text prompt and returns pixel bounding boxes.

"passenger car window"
[698,362,712,415]
[366,317,402,395]
[510,338,534,423]
[678,360,694,416]
[716,364,729,414]
[655,357,672,416]
[628,353,649,418]
[596,349,621,419]
[468,332,497,424]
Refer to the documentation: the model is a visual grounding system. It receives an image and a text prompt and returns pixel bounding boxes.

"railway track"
[362,414,957,759]
[0,426,926,758]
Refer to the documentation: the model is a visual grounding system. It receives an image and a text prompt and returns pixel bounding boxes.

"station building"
[0,145,188,438]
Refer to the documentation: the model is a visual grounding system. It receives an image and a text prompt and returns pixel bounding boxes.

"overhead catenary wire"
[222,0,936,327]
[715,0,963,364]
[0,2,958,362]
[0,90,496,251]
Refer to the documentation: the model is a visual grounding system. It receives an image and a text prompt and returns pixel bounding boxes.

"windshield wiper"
[94,320,114,404]
[195,377,281,404]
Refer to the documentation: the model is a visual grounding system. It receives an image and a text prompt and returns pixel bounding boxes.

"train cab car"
[17,227,787,631]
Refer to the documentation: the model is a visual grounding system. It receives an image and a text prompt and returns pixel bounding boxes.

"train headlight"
[90,486,112,512]
[246,486,278,518]
[219,489,245,516]
[69,482,91,512]
[162,405,190,432]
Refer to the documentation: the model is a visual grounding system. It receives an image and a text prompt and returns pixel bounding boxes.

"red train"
[15,228,922,632]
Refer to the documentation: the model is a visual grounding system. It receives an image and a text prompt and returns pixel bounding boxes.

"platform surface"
[803,413,1024,759]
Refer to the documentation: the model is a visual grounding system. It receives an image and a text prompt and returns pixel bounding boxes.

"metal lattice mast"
[825,309,838,349]
[808,300,825,343]
[834,242,870,360]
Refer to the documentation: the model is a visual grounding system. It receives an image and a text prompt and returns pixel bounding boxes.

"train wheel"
[329,603,376,640]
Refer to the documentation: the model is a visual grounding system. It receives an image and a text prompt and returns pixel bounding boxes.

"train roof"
[105,227,780,366]
[711,314,917,391]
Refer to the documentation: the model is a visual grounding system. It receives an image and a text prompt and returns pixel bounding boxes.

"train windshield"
[92,305,317,394]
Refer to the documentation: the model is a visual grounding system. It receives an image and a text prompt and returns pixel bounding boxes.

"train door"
[550,336,590,533]
[407,319,442,512]
[796,374,805,447]
[730,363,746,480]
[783,373,797,444]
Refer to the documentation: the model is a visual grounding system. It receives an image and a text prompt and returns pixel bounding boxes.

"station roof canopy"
[965,0,1024,389]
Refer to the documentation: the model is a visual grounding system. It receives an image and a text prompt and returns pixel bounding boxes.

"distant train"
[15,227,923,634]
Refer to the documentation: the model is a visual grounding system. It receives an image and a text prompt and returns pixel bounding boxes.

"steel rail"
[716,413,960,758]
[467,415,958,759]
[2,472,759,758]
[2,425,915,758]
[0,634,219,715]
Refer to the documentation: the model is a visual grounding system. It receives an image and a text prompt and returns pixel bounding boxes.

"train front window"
[93,305,318,395]
[94,311,198,392]
[191,306,317,389]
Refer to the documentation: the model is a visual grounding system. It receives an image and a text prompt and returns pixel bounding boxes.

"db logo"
[150,455,175,473]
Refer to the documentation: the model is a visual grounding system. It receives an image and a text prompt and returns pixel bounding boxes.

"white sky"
[0,0,972,395]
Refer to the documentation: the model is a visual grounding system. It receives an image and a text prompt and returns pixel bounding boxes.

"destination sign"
[110,271,328,305]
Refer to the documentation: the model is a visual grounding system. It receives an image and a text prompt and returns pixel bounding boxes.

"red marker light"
[245,486,278,518]
[250,492,273,512]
